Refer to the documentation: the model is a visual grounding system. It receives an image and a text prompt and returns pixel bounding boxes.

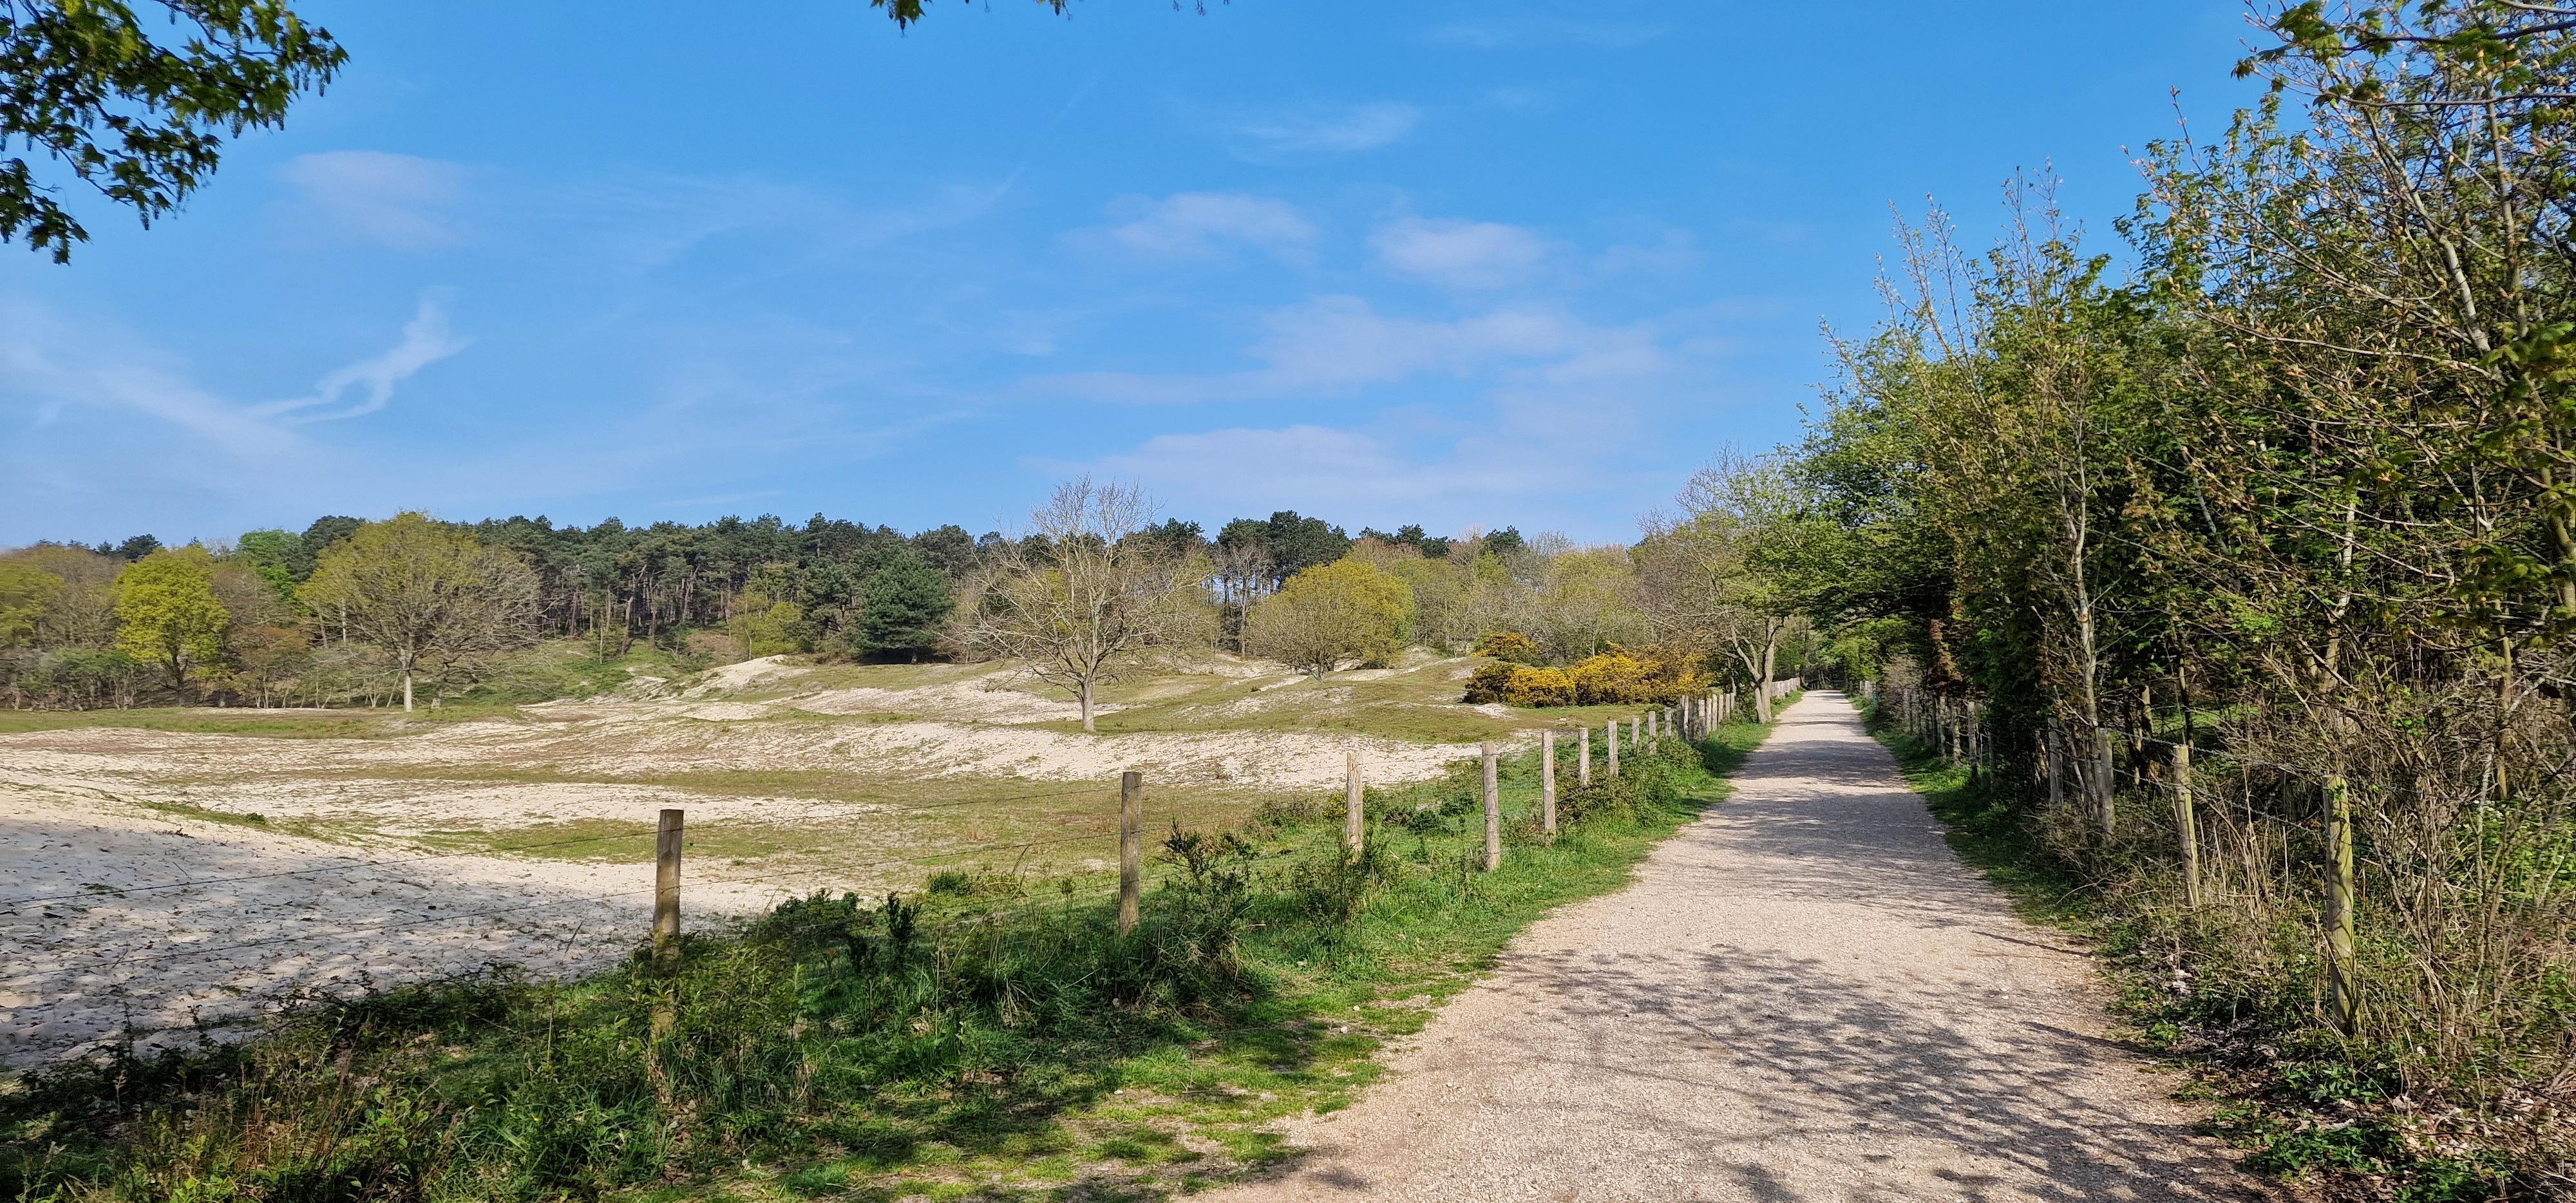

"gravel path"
[1209,691,2284,1202]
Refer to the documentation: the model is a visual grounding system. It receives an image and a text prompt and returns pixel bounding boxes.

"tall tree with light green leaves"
[0,560,64,647]
[301,513,539,711]
[112,547,229,692]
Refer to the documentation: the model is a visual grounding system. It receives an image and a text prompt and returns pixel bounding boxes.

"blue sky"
[1,0,2260,548]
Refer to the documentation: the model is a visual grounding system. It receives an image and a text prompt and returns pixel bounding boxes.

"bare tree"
[949,478,1213,732]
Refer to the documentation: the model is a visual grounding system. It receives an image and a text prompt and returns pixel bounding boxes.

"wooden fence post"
[1607,721,1620,777]
[654,808,683,976]
[2324,775,2358,1034]
[1540,728,1558,842]
[2175,739,2201,910]
[1578,724,1593,786]
[1119,770,1143,936]
[1481,743,1502,871]
[1345,750,1365,853]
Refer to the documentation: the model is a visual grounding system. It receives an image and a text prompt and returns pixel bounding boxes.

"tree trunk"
[1080,678,1096,733]
[1756,634,1778,724]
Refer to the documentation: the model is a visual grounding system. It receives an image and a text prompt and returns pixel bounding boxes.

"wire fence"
[1866,678,2576,1043]
[8,699,1749,1065]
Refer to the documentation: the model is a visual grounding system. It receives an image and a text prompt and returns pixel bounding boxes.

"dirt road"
[1210,691,2278,1202]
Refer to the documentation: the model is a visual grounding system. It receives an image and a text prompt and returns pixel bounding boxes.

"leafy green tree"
[112,546,229,691]
[0,560,64,647]
[232,529,303,602]
[1244,558,1414,677]
[857,552,953,661]
[298,515,361,569]
[909,524,979,578]
[301,513,539,711]
[3,1,346,261]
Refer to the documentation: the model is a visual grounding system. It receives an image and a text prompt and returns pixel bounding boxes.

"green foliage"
[229,529,303,600]
[1244,558,1414,676]
[110,547,228,690]
[1,1,345,261]
[855,551,952,660]
[0,560,64,648]
[302,513,540,708]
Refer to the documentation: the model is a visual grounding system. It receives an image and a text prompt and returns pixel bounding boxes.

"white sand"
[0,665,1493,1070]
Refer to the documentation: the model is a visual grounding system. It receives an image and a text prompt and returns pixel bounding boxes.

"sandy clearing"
[0,717,1477,800]
[0,669,1499,1071]
[0,782,802,1068]
[1206,693,2286,1202]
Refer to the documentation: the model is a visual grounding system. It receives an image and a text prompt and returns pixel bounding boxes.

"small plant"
[1290,837,1387,924]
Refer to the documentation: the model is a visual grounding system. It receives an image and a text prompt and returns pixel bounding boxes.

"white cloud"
[1226,102,1421,158]
[1251,295,1574,387]
[1092,192,1317,261]
[281,151,468,248]
[1027,294,1670,403]
[253,299,470,423]
[1370,216,1549,290]
[1074,401,1636,522]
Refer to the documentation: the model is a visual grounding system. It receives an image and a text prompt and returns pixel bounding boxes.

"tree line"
[0,500,1607,712]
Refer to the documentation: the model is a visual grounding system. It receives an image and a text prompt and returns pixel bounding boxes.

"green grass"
[0,718,1773,1203]
[0,705,527,739]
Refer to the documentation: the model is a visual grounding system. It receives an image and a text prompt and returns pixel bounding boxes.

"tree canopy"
[1,1,345,261]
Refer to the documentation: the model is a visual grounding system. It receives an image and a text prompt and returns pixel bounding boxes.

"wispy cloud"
[252,299,469,423]
[1370,216,1549,290]
[281,151,469,248]
[1027,294,1669,404]
[1082,192,1318,262]
[1425,15,1663,50]
[566,174,1014,274]
[0,301,298,462]
[1224,102,1422,159]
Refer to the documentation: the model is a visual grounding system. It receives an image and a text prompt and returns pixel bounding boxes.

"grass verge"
[1864,708,2521,1203]
[1,719,1770,1203]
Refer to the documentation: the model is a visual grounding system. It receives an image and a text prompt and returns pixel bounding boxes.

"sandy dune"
[0,659,1495,1070]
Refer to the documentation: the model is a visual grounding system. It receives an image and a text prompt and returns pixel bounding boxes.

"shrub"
[1566,644,1709,705]
[1461,661,1517,704]
[1473,631,1545,664]
[1568,652,1658,704]
[1502,666,1574,706]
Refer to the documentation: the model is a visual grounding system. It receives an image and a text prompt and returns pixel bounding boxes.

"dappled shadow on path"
[1213,692,2280,1202]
